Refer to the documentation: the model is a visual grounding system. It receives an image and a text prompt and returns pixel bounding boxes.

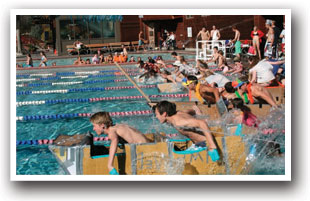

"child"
[39,51,48,67]
[90,112,149,175]
[230,98,259,128]
[92,54,99,64]
[226,57,243,75]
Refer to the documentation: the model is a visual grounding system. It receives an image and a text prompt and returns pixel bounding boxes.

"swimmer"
[182,75,220,104]
[153,101,220,162]
[90,112,149,175]
[228,79,277,107]
[229,98,259,128]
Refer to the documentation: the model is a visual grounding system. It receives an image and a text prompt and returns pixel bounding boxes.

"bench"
[86,43,110,53]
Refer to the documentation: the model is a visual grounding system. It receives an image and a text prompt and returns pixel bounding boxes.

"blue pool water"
[16,61,285,175]
[16,64,188,175]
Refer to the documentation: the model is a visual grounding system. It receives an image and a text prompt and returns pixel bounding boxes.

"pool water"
[16,61,285,175]
[16,64,189,175]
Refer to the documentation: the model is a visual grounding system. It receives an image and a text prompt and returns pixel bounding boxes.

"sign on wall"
[187,27,192,38]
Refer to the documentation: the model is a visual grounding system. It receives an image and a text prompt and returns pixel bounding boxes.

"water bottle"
[246,144,257,164]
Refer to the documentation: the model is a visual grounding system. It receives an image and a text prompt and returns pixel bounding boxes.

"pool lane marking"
[16,93,189,107]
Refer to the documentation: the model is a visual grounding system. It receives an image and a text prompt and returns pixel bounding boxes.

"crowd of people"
[16,19,286,175]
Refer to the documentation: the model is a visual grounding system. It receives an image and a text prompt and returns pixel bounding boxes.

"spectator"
[39,51,48,67]
[272,20,281,59]
[250,26,265,60]
[280,22,285,54]
[25,54,33,67]
[92,54,99,64]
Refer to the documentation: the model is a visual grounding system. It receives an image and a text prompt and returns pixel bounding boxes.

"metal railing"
[196,40,226,61]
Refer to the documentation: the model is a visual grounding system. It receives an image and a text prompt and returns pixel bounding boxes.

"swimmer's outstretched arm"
[108,131,119,172]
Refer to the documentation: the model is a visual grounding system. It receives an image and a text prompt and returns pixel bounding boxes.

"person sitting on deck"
[99,53,105,64]
[113,52,120,63]
[206,47,228,72]
[85,59,91,65]
[225,57,243,75]
[39,51,48,67]
[153,100,220,162]
[129,56,136,63]
[119,52,127,63]
[182,75,220,104]
[105,53,114,64]
[25,54,33,67]
[92,54,100,64]
[73,56,85,65]
[90,112,150,175]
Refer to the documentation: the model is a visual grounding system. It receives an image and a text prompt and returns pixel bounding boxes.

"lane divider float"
[16,133,184,146]
[16,69,139,78]
[17,79,128,88]
[16,93,189,107]
[16,110,153,121]
[16,84,156,95]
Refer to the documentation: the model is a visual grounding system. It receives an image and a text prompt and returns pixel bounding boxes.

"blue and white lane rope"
[16,133,184,146]
[16,93,189,107]
[16,78,129,88]
[16,69,139,78]
[16,110,153,121]
[16,84,157,96]
[16,73,140,83]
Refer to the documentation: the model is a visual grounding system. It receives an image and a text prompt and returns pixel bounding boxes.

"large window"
[102,21,115,38]
[75,19,89,40]
[60,20,74,40]
[60,18,116,40]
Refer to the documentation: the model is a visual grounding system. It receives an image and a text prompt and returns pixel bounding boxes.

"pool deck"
[16,50,197,71]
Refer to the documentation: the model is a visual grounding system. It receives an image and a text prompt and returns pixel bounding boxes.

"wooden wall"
[120,15,140,42]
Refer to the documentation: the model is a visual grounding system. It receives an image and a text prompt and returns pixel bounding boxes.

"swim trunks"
[235,40,241,54]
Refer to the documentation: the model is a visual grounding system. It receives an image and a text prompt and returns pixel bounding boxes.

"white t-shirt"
[179,64,198,76]
[249,60,275,84]
[205,73,230,87]
[212,30,219,40]
[169,34,175,40]
[280,29,285,43]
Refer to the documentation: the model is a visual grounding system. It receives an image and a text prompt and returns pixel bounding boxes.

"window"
[75,19,89,40]
[60,20,74,40]
[88,21,102,39]
[102,21,115,38]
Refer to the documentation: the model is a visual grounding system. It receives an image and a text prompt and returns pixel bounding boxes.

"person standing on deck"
[251,26,265,60]
[196,27,211,54]
[137,31,146,51]
[210,25,221,49]
[271,20,281,59]
[230,26,241,59]
[264,19,274,58]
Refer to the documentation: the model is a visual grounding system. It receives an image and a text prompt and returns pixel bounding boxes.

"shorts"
[235,41,241,54]
[264,42,273,57]
[139,40,144,46]
[195,141,206,147]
